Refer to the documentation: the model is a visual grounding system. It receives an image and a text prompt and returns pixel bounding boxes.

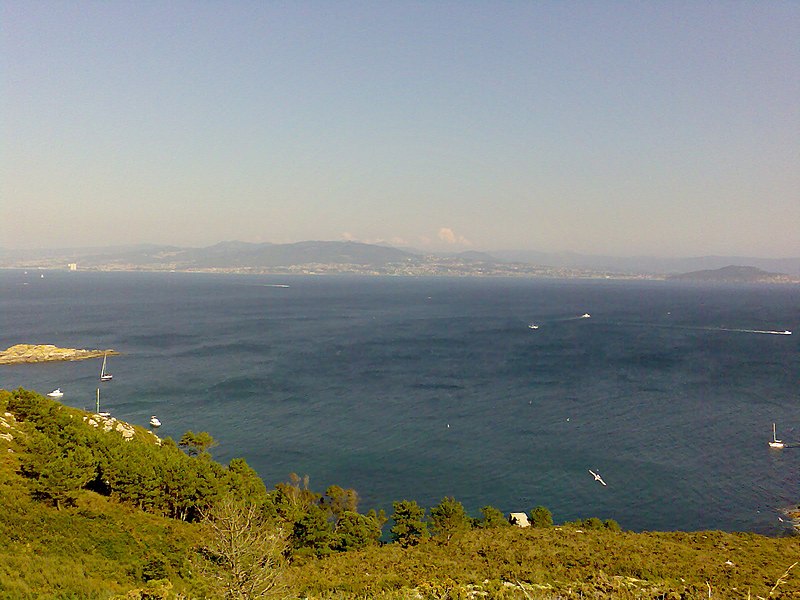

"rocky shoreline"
[0,344,118,365]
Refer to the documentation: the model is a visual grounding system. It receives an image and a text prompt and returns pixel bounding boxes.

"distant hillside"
[0,241,420,270]
[2,241,799,279]
[493,250,800,276]
[178,240,419,268]
[667,265,796,283]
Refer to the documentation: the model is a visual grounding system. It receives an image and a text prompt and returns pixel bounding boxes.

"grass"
[0,457,203,599]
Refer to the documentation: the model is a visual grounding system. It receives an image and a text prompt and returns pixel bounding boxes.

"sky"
[2,1,798,257]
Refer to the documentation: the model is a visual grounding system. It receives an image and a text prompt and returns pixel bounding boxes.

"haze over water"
[1,270,797,535]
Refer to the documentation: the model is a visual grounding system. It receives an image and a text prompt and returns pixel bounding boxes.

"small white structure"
[508,512,530,527]
[68,263,78,271]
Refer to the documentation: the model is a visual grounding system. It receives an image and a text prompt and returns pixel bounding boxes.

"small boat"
[149,416,161,428]
[528,324,539,330]
[95,388,110,417]
[47,388,64,398]
[100,353,113,381]
[581,313,591,319]
[769,423,785,449]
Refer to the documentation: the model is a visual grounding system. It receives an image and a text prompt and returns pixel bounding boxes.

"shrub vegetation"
[0,388,797,599]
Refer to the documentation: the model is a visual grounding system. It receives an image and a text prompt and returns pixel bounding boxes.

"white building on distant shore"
[68,263,77,271]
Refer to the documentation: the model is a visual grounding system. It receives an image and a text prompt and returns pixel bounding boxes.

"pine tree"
[390,499,428,547]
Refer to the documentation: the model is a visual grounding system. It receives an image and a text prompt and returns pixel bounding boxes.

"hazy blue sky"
[2,1,798,256]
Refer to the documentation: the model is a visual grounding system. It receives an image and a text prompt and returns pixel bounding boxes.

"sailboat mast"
[96,388,100,413]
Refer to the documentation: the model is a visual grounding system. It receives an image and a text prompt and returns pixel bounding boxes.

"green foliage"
[390,499,428,547]
[9,389,231,523]
[34,446,96,509]
[292,503,333,558]
[582,516,604,530]
[141,555,169,582]
[478,505,510,528]
[324,484,359,525]
[287,526,800,598]
[178,430,218,456]
[529,505,553,528]
[332,510,385,551]
[225,457,268,504]
[4,388,799,599]
[429,496,472,542]
[6,387,50,422]
[604,518,622,532]
[267,473,320,524]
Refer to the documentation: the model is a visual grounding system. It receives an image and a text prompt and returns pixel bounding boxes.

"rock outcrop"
[0,412,19,448]
[0,344,118,365]
[81,413,161,445]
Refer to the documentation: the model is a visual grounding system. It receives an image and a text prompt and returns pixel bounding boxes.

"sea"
[1,269,797,535]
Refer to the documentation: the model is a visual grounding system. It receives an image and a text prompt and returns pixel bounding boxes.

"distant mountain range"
[1,241,798,279]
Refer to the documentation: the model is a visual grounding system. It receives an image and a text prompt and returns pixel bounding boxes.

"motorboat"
[47,388,63,398]
[149,416,161,428]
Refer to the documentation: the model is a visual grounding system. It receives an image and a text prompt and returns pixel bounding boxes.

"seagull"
[589,469,607,486]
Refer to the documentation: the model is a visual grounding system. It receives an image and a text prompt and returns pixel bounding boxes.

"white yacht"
[149,416,161,428]
[769,423,785,449]
[100,353,113,381]
[47,388,63,398]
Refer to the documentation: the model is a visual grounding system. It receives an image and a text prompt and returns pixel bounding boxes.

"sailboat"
[95,388,110,417]
[769,423,785,449]
[100,353,113,381]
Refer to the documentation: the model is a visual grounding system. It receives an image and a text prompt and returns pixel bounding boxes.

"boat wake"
[550,313,593,322]
[611,321,792,336]
[703,327,791,335]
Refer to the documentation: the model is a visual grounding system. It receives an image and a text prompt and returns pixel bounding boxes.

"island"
[0,344,118,365]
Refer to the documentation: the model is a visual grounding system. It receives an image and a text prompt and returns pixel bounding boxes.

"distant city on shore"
[1,240,798,283]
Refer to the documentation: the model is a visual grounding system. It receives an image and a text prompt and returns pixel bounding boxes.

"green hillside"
[0,388,797,599]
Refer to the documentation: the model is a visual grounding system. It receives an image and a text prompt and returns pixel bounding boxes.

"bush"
[478,505,509,528]
[529,505,553,528]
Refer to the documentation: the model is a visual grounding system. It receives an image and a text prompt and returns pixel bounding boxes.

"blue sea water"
[1,270,798,535]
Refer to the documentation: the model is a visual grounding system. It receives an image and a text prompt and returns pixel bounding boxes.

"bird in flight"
[588,469,607,486]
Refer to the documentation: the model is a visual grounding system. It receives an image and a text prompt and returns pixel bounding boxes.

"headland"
[0,344,118,365]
